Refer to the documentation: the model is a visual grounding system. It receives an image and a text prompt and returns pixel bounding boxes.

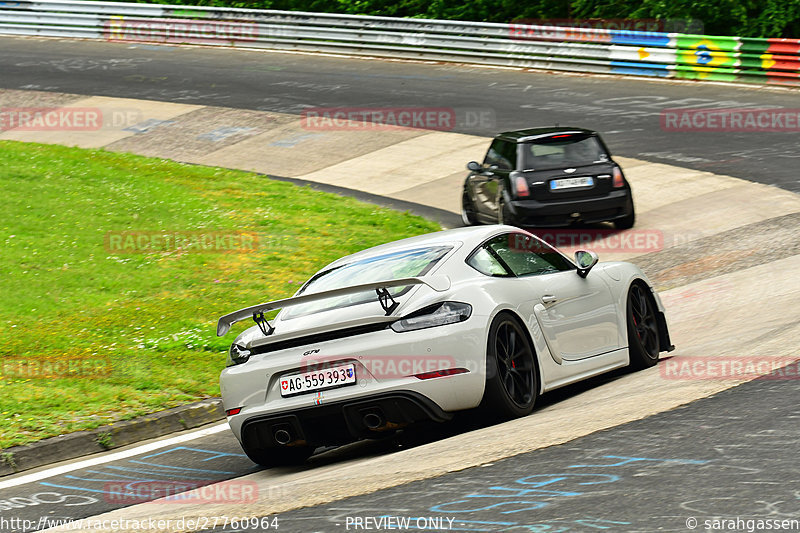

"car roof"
[323,225,517,269]
[496,127,597,143]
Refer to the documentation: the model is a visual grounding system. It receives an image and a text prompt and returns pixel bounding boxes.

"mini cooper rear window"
[522,134,608,171]
[282,246,452,319]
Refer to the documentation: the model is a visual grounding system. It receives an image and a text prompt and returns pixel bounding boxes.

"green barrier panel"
[676,34,740,52]
[675,35,740,70]
[673,65,741,82]
[739,37,769,55]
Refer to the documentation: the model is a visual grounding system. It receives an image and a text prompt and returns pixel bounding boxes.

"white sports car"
[217,225,673,466]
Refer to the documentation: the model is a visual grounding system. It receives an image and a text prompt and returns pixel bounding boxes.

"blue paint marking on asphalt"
[61,472,141,482]
[35,446,246,497]
[438,520,515,532]
[127,461,236,473]
[65,469,161,482]
[574,517,632,529]
[139,446,247,460]
[99,466,221,479]
[77,469,153,480]
[38,482,139,496]
[430,499,548,514]
[429,457,709,519]
[567,455,709,468]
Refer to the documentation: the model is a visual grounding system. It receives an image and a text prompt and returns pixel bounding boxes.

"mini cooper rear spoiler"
[216,276,451,336]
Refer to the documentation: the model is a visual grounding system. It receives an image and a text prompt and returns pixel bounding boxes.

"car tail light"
[514,176,530,197]
[414,368,469,380]
[226,407,242,416]
[227,344,251,367]
[612,167,625,188]
[391,302,472,332]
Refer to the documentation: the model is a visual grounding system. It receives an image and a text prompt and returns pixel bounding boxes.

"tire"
[480,313,538,419]
[497,197,514,226]
[241,444,314,468]
[461,189,479,226]
[626,282,660,369]
[614,197,635,230]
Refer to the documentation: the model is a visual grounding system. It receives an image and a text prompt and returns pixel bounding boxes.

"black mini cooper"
[462,127,635,229]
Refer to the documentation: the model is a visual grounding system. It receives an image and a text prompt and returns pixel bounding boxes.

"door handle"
[541,295,558,305]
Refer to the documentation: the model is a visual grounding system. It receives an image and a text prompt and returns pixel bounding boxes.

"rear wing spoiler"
[216,275,450,336]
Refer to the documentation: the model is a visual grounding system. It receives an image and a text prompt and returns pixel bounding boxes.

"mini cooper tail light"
[415,368,469,380]
[514,176,530,197]
[612,167,625,188]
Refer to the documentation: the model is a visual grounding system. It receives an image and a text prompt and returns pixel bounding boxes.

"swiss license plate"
[550,176,594,190]
[280,363,356,397]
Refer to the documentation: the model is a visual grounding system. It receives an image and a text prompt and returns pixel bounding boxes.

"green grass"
[0,141,441,448]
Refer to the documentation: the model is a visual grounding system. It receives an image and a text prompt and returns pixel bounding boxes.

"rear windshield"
[282,246,451,319]
[521,133,609,171]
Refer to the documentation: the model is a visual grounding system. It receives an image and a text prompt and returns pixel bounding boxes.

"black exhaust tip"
[273,428,292,445]
[363,412,384,430]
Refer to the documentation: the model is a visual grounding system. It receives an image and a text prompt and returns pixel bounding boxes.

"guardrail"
[1,0,799,87]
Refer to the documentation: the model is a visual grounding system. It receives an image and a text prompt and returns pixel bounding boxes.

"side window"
[500,141,518,170]
[467,247,511,277]
[486,233,574,276]
[483,139,515,170]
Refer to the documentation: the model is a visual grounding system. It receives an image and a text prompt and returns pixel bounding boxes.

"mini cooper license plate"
[280,364,356,397]
[550,176,594,190]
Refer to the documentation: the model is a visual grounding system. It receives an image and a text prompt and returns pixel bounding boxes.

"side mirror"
[574,250,599,278]
[467,161,481,172]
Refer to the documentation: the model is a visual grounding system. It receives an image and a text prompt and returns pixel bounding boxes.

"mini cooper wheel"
[497,197,514,226]
[615,197,636,230]
[462,189,479,226]
[627,282,660,369]
[481,313,538,419]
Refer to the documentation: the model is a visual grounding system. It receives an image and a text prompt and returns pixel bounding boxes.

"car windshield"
[521,133,608,171]
[281,245,452,319]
